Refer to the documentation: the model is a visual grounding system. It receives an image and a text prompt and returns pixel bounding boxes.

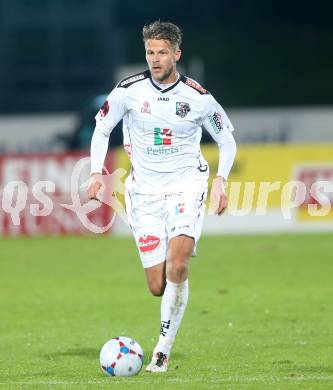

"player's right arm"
[88,87,127,200]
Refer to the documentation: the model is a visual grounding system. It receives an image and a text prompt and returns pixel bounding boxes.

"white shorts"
[125,177,208,268]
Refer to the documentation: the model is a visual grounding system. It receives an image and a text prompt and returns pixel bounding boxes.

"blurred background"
[0,0,332,235]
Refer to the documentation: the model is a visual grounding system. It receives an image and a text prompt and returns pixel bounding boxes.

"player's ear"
[175,49,181,63]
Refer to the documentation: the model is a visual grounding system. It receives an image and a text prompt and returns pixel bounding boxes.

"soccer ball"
[100,336,144,377]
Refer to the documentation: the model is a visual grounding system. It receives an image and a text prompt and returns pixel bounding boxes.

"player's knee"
[168,260,188,279]
[175,262,188,276]
[173,245,192,261]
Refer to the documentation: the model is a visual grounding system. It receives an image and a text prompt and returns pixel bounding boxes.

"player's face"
[145,39,181,83]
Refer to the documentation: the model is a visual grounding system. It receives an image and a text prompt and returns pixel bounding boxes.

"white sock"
[153,279,189,357]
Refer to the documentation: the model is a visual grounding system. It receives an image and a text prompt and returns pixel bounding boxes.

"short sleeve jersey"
[95,70,234,193]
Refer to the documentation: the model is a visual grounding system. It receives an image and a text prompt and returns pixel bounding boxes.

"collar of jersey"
[149,74,182,93]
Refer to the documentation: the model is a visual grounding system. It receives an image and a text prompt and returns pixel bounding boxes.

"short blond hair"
[142,21,182,50]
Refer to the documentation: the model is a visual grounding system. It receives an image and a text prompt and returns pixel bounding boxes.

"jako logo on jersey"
[154,128,172,146]
[158,97,169,101]
[99,100,109,117]
[138,235,160,253]
[208,112,223,134]
[176,102,191,118]
[141,101,151,114]
[175,203,185,215]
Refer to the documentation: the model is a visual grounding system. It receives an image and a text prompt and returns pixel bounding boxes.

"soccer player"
[88,21,236,372]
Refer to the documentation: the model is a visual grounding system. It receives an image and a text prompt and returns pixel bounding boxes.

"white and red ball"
[100,336,144,377]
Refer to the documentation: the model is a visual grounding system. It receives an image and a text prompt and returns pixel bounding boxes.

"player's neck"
[153,70,179,85]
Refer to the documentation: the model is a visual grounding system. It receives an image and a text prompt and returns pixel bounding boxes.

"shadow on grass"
[41,347,98,360]
[169,352,186,360]
[41,348,186,367]
[281,365,333,375]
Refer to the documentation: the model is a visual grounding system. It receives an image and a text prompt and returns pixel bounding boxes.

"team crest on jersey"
[99,100,109,117]
[176,102,191,118]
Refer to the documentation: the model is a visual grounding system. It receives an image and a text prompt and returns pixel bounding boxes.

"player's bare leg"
[166,234,193,282]
[144,261,166,296]
[146,235,193,372]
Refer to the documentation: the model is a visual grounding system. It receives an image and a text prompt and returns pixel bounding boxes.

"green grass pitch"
[0,234,332,389]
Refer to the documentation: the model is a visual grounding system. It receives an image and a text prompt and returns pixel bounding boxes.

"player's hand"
[87,173,104,201]
[210,176,228,216]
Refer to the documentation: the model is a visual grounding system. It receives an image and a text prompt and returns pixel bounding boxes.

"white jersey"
[91,70,235,194]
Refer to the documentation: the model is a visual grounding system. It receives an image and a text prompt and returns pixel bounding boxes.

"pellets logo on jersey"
[176,102,191,118]
[208,112,223,134]
[154,128,172,146]
[99,100,109,117]
[138,235,160,253]
[141,101,151,114]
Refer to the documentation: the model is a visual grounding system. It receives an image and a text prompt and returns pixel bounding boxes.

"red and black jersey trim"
[117,70,150,88]
[180,74,210,95]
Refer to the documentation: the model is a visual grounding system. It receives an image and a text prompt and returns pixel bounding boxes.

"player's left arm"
[201,95,237,215]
